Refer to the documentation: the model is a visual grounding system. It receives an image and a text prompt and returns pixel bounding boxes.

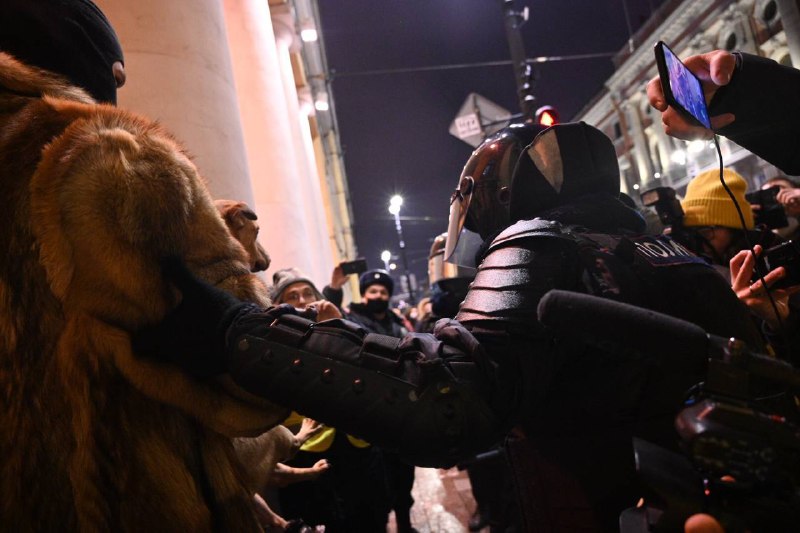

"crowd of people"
[2,1,800,532]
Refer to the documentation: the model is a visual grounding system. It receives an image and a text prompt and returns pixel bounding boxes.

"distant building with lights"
[574,0,800,196]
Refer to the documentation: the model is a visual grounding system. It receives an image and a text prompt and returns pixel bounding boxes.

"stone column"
[95,0,253,204]
[652,122,674,179]
[274,14,335,283]
[625,99,655,185]
[223,0,333,285]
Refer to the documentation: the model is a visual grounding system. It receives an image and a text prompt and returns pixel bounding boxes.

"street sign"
[453,113,482,139]
[449,93,512,148]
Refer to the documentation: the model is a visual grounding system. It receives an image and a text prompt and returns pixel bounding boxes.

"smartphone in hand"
[654,41,712,129]
[754,240,800,290]
[340,258,368,276]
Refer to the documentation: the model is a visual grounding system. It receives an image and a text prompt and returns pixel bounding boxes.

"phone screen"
[656,42,712,129]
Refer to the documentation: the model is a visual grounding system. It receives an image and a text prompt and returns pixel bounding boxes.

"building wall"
[96,0,356,294]
[575,0,799,197]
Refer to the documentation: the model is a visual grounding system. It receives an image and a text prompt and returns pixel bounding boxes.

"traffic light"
[535,105,559,127]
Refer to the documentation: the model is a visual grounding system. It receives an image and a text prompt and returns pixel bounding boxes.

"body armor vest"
[458,218,762,348]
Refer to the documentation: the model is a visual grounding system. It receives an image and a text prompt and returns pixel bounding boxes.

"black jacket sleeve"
[321,284,343,308]
[711,52,800,174]
[225,310,506,467]
[135,259,508,467]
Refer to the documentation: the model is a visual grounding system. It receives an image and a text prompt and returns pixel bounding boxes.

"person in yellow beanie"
[680,168,756,269]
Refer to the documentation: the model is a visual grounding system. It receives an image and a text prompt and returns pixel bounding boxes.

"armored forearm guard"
[226,308,505,467]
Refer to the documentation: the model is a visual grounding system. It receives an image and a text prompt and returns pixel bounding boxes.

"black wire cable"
[714,136,788,346]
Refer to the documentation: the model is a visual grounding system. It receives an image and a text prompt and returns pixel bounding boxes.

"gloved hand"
[433,318,497,384]
[132,257,258,378]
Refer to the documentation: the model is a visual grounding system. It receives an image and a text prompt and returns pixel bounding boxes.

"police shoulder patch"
[631,235,707,267]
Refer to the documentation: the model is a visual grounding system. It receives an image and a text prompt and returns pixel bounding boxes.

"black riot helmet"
[509,121,620,221]
[445,121,546,265]
[446,121,621,265]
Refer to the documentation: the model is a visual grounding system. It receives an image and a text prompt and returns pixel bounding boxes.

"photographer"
[645,173,800,366]
[676,168,758,279]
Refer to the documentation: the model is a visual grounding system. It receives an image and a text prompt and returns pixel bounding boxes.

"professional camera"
[639,186,711,258]
[745,186,789,230]
[626,338,800,533]
[640,187,685,229]
[538,291,800,533]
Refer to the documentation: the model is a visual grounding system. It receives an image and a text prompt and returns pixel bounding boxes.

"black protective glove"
[132,258,260,378]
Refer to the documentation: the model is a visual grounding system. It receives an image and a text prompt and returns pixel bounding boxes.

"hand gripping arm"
[134,260,506,466]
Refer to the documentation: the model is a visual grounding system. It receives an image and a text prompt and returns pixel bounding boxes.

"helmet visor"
[444,177,474,263]
[429,250,476,285]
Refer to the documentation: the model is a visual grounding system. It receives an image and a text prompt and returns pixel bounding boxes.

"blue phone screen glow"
[663,46,711,129]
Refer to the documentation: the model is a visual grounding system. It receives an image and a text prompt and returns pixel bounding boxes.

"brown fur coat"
[0,52,288,530]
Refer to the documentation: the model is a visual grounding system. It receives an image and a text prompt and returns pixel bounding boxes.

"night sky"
[317,0,666,294]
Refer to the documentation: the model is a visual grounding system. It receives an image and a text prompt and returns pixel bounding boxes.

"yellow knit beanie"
[681,168,754,229]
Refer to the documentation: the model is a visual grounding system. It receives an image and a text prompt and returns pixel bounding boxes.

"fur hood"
[0,52,282,530]
[0,51,95,103]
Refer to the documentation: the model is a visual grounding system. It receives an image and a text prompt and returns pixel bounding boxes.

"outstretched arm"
[134,260,506,467]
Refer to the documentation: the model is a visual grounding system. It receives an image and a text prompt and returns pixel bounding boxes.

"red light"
[539,111,556,126]
[535,105,560,126]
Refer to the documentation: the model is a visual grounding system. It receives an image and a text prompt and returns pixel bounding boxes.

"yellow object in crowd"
[284,411,370,452]
[681,168,754,230]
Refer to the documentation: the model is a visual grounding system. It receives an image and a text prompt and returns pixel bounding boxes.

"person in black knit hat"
[345,269,417,532]
[345,269,403,336]
[0,0,125,104]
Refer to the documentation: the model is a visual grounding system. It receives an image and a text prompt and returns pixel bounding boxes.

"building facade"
[575,0,800,197]
[95,0,358,299]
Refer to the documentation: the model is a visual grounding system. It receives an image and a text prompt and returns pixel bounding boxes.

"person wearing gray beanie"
[270,268,324,309]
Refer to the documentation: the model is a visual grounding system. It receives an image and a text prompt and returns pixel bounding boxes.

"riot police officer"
[440,119,764,530]
[415,233,475,334]
[138,121,763,531]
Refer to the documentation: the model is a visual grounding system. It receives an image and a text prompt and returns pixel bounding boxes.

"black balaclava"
[509,122,620,223]
[0,0,123,104]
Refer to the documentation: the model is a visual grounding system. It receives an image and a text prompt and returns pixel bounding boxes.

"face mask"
[365,298,389,314]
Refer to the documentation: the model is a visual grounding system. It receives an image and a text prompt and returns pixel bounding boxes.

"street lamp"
[387,195,415,303]
[389,195,403,215]
[381,250,392,271]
